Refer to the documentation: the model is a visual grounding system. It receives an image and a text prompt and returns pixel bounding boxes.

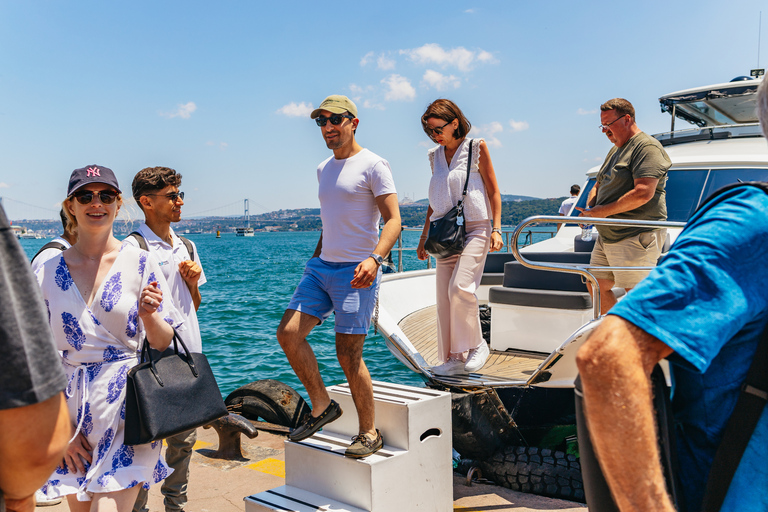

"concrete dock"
[39,425,587,512]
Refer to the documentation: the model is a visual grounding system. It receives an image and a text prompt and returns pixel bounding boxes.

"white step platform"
[244,380,452,512]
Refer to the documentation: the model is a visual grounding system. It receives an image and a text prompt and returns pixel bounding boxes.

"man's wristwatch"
[492,228,502,234]
[369,253,384,266]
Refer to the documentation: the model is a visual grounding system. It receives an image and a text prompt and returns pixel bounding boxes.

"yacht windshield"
[660,80,761,128]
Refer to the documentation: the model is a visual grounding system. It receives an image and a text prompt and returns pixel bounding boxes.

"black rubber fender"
[225,379,310,428]
[477,446,585,503]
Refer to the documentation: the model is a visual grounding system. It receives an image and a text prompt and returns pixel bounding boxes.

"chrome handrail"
[510,215,686,319]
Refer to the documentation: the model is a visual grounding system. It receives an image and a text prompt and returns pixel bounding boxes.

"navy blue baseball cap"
[67,165,122,196]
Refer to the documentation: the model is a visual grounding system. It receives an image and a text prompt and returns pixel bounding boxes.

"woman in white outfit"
[35,165,181,512]
[417,100,503,375]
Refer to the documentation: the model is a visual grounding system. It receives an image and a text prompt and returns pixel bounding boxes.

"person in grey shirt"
[0,204,70,512]
[576,98,670,314]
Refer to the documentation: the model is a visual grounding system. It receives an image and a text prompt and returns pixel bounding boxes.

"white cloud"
[400,43,496,72]
[477,50,496,64]
[578,108,598,115]
[160,101,197,119]
[206,141,229,150]
[277,102,314,117]
[509,119,529,132]
[377,55,396,70]
[360,51,374,66]
[0,182,9,189]
[470,121,504,147]
[363,100,385,110]
[422,69,461,91]
[465,8,475,13]
[382,74,416,101]
[418,140,434,148]
[349,83,373,95]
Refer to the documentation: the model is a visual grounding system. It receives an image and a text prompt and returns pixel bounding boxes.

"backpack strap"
[179,236,195,263]
[128,231,149,251]
[31,241,67,263]
[129,230,195,262]
[701,319,768,512]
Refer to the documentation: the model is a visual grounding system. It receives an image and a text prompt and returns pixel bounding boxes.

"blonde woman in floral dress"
[35,165,182,512]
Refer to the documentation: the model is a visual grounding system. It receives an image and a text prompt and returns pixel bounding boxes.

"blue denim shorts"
[287,257,381,334]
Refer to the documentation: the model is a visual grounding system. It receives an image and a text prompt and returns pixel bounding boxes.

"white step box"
[244,381,452,512]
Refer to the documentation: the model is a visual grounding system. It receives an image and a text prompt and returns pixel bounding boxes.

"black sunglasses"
[145,191,184,202]
[72,190,119,205]
[315,114,355,127]
[428,121,452,136]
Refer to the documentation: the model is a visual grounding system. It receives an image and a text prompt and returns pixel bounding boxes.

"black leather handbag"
[124,330,228,445]
[425,139,473,259]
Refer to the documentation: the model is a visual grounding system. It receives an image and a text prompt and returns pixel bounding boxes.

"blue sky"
[1,0,766,220]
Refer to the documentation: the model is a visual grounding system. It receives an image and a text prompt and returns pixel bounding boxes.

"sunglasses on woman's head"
[315,114,355,127]
[72,190,119,205]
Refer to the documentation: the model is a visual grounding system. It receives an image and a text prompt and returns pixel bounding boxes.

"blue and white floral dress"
[35,245,183,501]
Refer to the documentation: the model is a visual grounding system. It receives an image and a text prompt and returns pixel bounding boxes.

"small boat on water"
[19,229,44,239]
[375,74,768,501]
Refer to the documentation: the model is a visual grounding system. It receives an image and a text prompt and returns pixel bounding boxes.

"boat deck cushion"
[489,287,593,310]
[480,274,504,286]
[483,253,520,274]
[502,252,591,292]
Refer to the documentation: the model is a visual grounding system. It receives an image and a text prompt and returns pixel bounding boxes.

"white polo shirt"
[122,223,207,352]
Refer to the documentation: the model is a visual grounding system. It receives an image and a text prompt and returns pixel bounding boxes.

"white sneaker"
[464,342,490,373]
[35,489,62,507]
[431,358,466,376]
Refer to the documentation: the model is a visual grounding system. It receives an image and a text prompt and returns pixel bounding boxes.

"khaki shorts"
[589,229,666,289]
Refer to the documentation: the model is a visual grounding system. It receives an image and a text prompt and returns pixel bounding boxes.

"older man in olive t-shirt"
[576,98,670,314]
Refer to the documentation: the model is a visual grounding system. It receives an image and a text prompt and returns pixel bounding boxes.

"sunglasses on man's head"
[315,114,355,127]
[72,190,119,205]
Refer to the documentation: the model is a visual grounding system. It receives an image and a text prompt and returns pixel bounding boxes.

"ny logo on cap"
[86,167,101,177]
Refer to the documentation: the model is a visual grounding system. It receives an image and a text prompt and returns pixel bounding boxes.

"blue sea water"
[19,231,429,402]
[19,228,555,402]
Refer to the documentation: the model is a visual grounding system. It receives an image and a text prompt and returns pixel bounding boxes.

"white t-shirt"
[317,148,397,263]
[31,236,72,274]
[122,224,206,353]
[559,196,578,215]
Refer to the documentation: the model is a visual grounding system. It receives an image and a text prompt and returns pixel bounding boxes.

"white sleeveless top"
[428,138,491,222]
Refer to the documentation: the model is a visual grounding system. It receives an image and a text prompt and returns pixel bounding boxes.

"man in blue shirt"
[576,78,768,512]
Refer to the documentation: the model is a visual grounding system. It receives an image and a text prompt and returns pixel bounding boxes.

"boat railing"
[389,226,556,273]
[510,215,686,320]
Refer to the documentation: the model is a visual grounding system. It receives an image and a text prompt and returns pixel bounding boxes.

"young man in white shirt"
[124,166,206,512]
[277,95,401,458]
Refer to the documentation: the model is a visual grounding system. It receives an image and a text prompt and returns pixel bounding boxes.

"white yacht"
[374,75,768,501]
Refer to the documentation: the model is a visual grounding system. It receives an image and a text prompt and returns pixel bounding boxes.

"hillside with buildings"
[9,196,567,236]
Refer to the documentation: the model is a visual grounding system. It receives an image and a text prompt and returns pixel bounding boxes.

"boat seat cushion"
[483,252,520,274]
[489,286,593,310]
[503,256,590,292]
[480,274,504,286]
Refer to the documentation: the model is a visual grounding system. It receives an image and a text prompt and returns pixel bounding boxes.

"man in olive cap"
[277,95,401,458]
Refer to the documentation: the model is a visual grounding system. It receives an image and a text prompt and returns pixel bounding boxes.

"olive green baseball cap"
[310,95,358,119]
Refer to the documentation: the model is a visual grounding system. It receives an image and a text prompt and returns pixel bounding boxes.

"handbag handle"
[140,329,199,387]
[456,139,473,213]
